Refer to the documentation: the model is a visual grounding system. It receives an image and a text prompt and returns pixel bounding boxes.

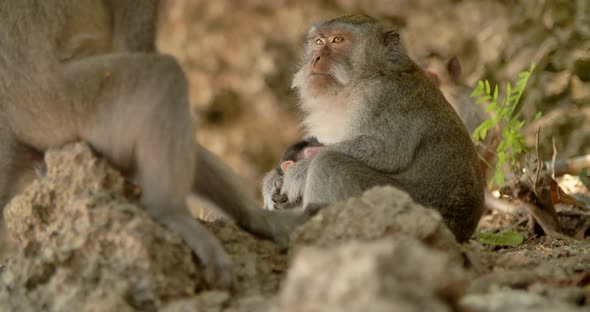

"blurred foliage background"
[157,0,590,197]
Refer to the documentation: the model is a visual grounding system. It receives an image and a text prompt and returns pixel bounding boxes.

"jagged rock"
[0,143,287,311]
[160,291,230,312]
[462,290,587,312]
[291,186,462,260]
[0,143,204,311]
[572,50,590,82]
[543,70,571,99]
[279,236,466,312]
[571,76,590,103]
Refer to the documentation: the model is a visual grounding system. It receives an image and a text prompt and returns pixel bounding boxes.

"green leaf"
[470,81,485,97]
[470,63,538,190]
[485,102,497,113]
[476,231,524,246]
[505,82,512,97]
[534,111,542,120]
[493,84,499,101]
[476,95,492,104]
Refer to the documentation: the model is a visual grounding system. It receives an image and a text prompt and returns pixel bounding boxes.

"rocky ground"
[0,143,588,311]
[1,0,590,311]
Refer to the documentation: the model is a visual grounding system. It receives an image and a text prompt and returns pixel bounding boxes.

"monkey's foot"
[160,215,234,289]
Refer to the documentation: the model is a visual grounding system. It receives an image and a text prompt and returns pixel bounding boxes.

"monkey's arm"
[326,133,420,174]
[104,0,160,51]
[279,159,310,206]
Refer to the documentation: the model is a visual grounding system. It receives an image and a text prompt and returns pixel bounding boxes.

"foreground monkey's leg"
[0,129,43,217]
[194,146,307,248]
[63,54,231,286]
[0,133,21,217]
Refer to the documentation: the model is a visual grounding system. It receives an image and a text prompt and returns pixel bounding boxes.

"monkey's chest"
[303,109,352,144]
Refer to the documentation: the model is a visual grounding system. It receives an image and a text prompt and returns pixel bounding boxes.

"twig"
[533,126,541,196]
[551,136,557,180]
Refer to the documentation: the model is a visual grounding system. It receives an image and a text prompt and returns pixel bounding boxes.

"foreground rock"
[279,236,466,312]
[7,143,586,311]
[291,186,463,260]
[1,143,204,311]
[0,143,286,311]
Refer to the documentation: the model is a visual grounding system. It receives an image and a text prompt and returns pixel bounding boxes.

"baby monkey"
[266,137,324,210]
[278,137,324,175]
[262,15,485,242]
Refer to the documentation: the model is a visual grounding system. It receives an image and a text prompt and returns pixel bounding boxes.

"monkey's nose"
[312,55,321,66]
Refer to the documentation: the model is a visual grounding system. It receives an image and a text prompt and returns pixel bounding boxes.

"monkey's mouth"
[309,72,332,77]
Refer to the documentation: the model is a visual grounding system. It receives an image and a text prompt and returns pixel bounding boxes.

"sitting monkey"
[262,15,485,242]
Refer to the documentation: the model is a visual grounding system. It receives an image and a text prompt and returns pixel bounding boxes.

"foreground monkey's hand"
[280,159,309,205]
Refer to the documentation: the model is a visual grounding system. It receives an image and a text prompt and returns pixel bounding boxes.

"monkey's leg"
[62,54,231,287]
[0,129,42,218]
[0,132,20,218]
[194,146,308,248]
[303,151,398,208]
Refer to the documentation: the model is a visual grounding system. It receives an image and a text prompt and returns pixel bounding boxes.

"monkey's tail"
[192,145,306,247]
[192,144,260,224]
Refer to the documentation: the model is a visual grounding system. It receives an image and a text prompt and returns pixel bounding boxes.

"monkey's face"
[291,26,358,98]
[305,29,353,91]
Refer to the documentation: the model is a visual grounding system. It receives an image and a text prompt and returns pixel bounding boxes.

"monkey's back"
[0,0,111,74]
[0,0,113,149]
[367,70,485,241]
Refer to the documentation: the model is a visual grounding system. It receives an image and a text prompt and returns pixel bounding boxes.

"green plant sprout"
[470,63,539,189]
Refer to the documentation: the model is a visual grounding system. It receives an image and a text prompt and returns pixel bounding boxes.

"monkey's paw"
[196,235,234,290]
[262,170,300,210]
[280,159,309,205]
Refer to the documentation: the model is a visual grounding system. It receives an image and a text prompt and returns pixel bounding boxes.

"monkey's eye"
[332,36,344,43]
[315,38,325,45]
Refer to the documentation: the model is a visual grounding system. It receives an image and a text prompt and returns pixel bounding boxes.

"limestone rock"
[291,186,462,258]
[0,143,204,311]
[462,290,587,312]
[280,236,466,312]
[571,76,590,103]
[0,143,291,311]
[543,70,571,99]
[572,50,590,82]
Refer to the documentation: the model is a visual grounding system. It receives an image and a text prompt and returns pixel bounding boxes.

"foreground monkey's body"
[1,0,301,287]
[263,16,484,242]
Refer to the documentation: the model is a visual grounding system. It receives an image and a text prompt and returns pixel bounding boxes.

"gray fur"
[0,0,303,288]
[264,15,485,242]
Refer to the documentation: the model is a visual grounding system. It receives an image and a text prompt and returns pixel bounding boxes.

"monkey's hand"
[280,159,309,205]
[262,170,300,210]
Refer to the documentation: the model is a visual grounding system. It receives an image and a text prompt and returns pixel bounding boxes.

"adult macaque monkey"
[0,0,302,287]
[262,15,484,242]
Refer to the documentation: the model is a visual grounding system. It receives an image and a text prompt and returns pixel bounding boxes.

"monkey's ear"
[447,56,462,81]
[382,31,400,47]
